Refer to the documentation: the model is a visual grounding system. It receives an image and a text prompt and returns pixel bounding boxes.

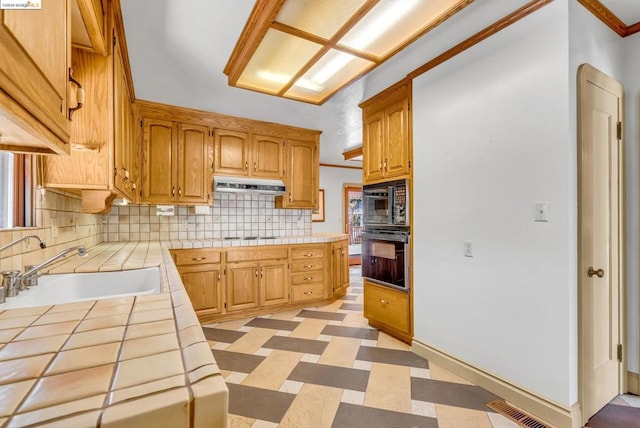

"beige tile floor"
[203,268,522,428]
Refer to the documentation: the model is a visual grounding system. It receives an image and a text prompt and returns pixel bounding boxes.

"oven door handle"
[362,233,409,243]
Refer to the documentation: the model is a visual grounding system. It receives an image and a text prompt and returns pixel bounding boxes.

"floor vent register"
[486,399,556,428]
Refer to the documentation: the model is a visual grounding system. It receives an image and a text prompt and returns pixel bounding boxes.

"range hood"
[213,176,287,195]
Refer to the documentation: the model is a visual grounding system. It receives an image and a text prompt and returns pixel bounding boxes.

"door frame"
[577,63,627,424]
[343,183,363,265]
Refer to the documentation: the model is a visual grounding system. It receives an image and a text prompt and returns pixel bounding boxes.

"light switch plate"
[535,202,549,222]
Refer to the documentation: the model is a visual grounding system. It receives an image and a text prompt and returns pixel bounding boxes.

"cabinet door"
[177,124,212,204]
[384,98,410,179]
[362,110,385,183]
[180,266,223,313]
[259,261,289,306]
[143,119,176,203]
[364,281,410,335]
[214,129,250,176]
[113,41,136,200]
[281,139,318,208]
[252,134,284,179]
[226,263,259,312]
[332,242,349,294]
[0,2,71,153]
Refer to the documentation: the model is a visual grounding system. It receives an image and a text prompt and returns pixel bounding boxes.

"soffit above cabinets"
[224,0,474,105]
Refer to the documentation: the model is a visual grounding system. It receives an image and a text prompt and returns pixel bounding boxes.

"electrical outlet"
[464,240,473,257]
[535,202,549,222]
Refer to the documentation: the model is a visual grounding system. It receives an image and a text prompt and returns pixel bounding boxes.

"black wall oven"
[361,227,410,292]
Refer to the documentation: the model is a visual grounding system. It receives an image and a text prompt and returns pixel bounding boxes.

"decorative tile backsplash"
[0,189,104,272]
[104,193,312,242]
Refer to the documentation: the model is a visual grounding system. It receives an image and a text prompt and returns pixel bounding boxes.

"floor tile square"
[296,310,346,322]
[227,384,295,423]
[357,346,429,368]
[411,378,498,411]
[246,318,300,332]
[211,350,266,373]
[262,336,328,355]
[288,362,370,392]
[225,372,249,384]
[331,402,438,428]
[321,325,379,341]
[279,380,304,394]
[352,360,372,371]
[412,400,437,418]
[340,303,363,311]
[202,327,246,343]
[341,389,365,405]
[411,367,431,379]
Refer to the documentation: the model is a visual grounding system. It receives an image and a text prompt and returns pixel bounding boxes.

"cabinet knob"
[253,162,257,171]
[587,267,605,278]
[303,265,313,269]
[255,269,258,277]
[172,186,176,197]
[304,291,313,295]
[261,268,264,278]
[192,257,206,262]
[384,159,388,172]
[379,162,383,172]
[304,276,313,281]
[380,299,390,305]
[178,187,182,197]
[304,253,313,257]
[217,272,221,281]
[245,161,248,170]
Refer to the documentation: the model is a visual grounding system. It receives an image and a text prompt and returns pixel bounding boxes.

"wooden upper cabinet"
[177,123,212,204]
[360,79,412,184]
[214,130,284,179]
[142,120,212,205]
[214,129,250,176]
[276,139,319,209]
[71,0,108,55]
[0,1,71,154]
[252,134,284,178]
[143,119,176,204]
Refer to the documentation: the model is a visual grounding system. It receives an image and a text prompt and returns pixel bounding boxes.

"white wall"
[413,1,575,406]
[569,0,640,375]
[312,166,362,234]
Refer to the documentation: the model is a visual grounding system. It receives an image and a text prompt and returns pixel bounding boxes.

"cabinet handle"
[253,162,257,171]
[379,162,383,172]
[68,68,85,120]
[172,186,176,197]
[384,159,388,172]
[178,187,182,197]
[303,265,313,269]
[288,193,292,202]
[255,269,258,277]
[304,276,313,281]
[192,257,206,261]
[380,299,389,305]
[304,253,313,257]
[217,272,221,281]
[304,291,313,295]
[261,268,264,278]
[245,161,248,170]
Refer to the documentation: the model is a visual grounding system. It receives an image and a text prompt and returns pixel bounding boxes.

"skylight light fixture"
[224,0,474,104]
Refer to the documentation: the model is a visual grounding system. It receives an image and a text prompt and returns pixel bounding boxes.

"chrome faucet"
[17,245,87,288]
[0,235,46,253]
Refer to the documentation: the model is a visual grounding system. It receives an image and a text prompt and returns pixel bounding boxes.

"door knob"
[587,267,604,278]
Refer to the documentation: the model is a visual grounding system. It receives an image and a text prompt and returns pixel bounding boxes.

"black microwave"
[363,179,408,227]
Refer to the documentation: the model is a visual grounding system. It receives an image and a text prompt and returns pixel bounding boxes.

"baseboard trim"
[628,371,640,394]
[412,340,582,428]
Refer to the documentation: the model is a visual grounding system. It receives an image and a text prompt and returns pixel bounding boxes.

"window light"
[224,0,474,104]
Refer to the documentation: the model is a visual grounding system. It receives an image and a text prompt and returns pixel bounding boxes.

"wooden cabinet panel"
[173,249,222,266]
[177,123,212,204]
[214,129,250,176]
[364,281,410,335]
[0,1,70,154]
[291,283,324,302]
[291,246,324,260]
[363,110,385,183]
[252,134,284,178]
[291,259,324,273]
[143,119,176,203]
[72,0,108,54]
[259,261,289,306]
[332,240,349,294]
[226,262,260,312]
[180,266,222,313]
[226,248,288,263]
[292,271,324,286]
[385,99,410,178]
[277,139,318,209]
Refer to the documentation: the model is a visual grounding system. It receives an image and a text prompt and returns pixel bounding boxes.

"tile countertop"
[0,235,348,427]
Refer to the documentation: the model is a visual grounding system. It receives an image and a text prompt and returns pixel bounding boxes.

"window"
[0,152,34,229]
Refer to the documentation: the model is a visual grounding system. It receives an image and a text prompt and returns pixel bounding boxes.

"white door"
[578,63,625,422]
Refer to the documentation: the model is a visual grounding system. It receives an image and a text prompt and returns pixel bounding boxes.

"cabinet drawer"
[226,248,288,263]
[291,247,324,260]
[172,249,222,266]
[291,283,324,302]
[364,282,410,334]
[292,271,324,285]
[291,259,324,273]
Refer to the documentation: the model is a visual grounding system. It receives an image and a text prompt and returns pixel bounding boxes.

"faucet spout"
[18,245,87,283]
[0,235,46,253]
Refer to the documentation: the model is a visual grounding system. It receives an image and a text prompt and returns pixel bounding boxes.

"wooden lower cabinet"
[173,240,348,322]
[364,280,412,343]
[331,240,349,294]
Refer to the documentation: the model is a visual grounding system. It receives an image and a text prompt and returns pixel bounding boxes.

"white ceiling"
[121,1,637,166]
[600,0,640,26]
